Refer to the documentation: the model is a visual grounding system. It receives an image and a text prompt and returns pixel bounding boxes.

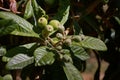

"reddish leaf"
[9,0,17,13]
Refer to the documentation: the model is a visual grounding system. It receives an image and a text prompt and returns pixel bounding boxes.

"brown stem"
[0,7,21,14]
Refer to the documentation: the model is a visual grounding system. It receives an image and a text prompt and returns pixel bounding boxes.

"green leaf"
[24,0,33,19]
[63,62,83,80]
[72,35,107,51]
[6,54,34,69]
[5,43,38,57]
[54,0,70,25]
[10,30,39,37]
[32,0,46,17]
[0,11,39,38]
[0,19,18,36]
[0,76,3,80]
[114,16,120,25]
[0,11,33,31]
[70,45,90,61]
[34,46,55,66]
[80,36,107,51]
[0,47,6,56]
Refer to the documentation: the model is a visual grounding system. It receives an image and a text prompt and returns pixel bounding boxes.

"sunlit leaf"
[0,11,33,31]
[34,46,55,66]
[0,11,39,38]
[6,54,34,69]
[71,35,107,51]
[80,36,107,51]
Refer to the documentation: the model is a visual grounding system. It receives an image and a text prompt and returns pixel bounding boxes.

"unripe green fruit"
[38,17,48,28]
[45,25,54,32]
[56,33,63,39]
[56,46,62,50]
[3,74,13,80]
[58,25,65,33]
[41,29,49,38]
[72,36,82,42]
[2,56,10,62]
[49,20,60,30]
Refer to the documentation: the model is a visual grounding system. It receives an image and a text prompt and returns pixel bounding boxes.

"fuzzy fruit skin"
[72,36,82,42]
[3,74,13,80]
[38,17,48,28]
[41,25,54,38]
[56,33,63,39]
[44,25,54,32]
[58,25,65,33]
[49,20,60,30]
[64,38,72,46]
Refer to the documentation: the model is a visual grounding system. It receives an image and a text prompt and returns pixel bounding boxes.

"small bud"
[64,38,72,46]
[56,46,62,50]
[56,33,63,39]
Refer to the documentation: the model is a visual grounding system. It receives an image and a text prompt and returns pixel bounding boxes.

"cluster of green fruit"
[37,17,85,61]
[38,17,64,38]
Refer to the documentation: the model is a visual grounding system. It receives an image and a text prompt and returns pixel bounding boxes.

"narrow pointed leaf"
[114,16,120,25]
[6,54,34,69]
[70,45,89,60]
[32,0,46,17]
[54,0,70,25]
[24,0,33,19]
[34,46,55,66]
[63,62,83,80]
